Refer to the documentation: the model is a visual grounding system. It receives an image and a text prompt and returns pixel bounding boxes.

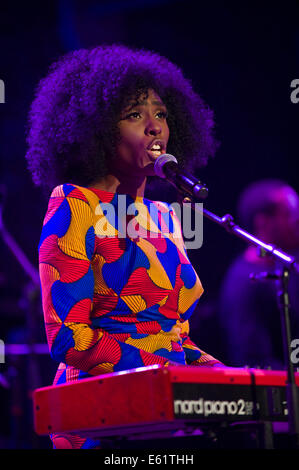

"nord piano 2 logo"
[172,383,288,421]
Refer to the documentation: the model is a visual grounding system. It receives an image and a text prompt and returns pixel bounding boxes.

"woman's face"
[111,89,169,178]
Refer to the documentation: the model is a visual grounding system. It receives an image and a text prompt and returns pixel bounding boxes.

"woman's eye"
[156,111,168,119]
[126,111,141,119]
[123,110,168,120]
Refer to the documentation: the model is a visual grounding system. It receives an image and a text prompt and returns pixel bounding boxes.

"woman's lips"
[147,148,163,158]
[146,149,165,163]
[146,144,165,161]
[145,139,166,164]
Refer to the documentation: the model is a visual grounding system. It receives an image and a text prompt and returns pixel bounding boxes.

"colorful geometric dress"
[38,183,221,448]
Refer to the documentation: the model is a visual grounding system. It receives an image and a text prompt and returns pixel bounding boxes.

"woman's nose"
[145,118,162,136]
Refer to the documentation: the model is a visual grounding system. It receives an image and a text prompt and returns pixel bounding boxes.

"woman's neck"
[88,173,147,198]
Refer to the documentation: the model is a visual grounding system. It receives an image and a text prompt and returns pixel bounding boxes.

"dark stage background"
[0,0,298,448]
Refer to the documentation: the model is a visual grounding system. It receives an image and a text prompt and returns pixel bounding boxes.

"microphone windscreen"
[154,154,178,178]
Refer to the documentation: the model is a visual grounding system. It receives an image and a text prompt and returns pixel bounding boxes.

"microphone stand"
[181,196,299,449]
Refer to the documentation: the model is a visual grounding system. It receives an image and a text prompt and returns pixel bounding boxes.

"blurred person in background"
[218,179,299,369]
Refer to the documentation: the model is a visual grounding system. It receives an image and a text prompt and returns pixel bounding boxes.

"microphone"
[154,154,208,200]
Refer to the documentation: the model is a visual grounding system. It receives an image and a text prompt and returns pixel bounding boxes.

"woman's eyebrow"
[122,100,167,115]
[128,99,166,108]
[138,99,166,107]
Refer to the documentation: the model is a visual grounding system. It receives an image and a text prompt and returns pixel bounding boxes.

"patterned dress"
[39,183,221,448]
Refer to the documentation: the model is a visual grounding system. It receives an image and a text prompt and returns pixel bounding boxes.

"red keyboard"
[33,365,299,438]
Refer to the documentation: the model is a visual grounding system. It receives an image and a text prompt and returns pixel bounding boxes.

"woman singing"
[25,44,223,449]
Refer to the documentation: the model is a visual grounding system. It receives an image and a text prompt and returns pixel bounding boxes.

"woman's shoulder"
[50,183,88,198]
[49,183,102,208]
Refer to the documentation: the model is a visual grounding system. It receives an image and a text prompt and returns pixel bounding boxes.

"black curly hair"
[25,44,218,194]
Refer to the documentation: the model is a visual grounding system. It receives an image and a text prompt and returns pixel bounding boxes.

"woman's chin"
[143,161,157,177]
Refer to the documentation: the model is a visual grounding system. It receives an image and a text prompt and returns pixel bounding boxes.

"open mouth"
[147,141,165,159]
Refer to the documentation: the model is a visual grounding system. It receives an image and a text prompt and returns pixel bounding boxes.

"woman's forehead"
[125,88,165,108]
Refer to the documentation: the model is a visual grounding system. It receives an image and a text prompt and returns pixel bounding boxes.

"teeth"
[151,144,162,150]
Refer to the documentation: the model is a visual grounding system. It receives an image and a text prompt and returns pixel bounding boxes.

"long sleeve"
[39,185,169,376]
